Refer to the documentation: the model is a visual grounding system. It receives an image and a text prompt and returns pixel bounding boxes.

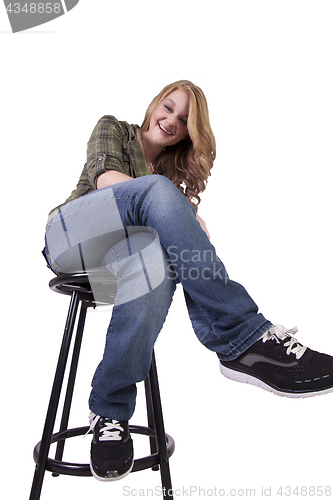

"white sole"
[90,458,134,482]
[219,362,333,399]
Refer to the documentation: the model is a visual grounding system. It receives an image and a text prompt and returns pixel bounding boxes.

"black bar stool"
[30,270,175,500]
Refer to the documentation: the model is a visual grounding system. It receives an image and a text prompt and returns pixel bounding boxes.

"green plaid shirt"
[48,116,147,220]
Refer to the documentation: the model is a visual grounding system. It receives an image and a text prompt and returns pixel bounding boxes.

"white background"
[1,1,333,499]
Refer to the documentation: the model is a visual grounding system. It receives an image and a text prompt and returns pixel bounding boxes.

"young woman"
[44,80,333,481]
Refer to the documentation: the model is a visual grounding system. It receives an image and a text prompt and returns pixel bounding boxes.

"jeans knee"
[142,174,191,217]
[149,174,174,187]
[147,175,180,200]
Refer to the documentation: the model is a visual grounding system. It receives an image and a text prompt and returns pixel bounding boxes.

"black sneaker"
[219,324,333,398]
[89,413,134,481]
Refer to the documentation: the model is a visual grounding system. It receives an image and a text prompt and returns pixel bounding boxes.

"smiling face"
[147,88,190,149]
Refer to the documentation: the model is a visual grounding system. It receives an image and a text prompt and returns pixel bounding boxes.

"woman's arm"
[87,116,134,189]
[97,170,133,189]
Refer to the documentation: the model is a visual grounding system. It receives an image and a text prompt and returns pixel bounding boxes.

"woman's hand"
[196,213,210,239]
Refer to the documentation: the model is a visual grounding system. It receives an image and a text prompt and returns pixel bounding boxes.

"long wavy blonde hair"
[141,80,216,207]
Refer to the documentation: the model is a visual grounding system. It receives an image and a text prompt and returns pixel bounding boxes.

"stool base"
[33,425,175,477]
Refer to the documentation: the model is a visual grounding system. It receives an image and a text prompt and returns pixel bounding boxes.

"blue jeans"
[44,175,272,420]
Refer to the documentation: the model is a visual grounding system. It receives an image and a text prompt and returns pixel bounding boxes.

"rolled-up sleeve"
[86,116,126,188]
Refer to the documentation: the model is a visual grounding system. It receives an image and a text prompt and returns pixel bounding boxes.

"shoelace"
[86,413,125,441]
[262,324,307,359]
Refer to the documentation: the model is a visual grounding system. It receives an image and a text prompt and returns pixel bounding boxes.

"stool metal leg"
[148,351,174,500]
[52,303,88,474]
[144,373,159,470]
[29,291,80,500]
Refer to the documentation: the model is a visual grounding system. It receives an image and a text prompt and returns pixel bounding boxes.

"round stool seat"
[49,270,118,306]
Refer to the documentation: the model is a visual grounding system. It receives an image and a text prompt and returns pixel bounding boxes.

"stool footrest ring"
[33,425,175,477]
